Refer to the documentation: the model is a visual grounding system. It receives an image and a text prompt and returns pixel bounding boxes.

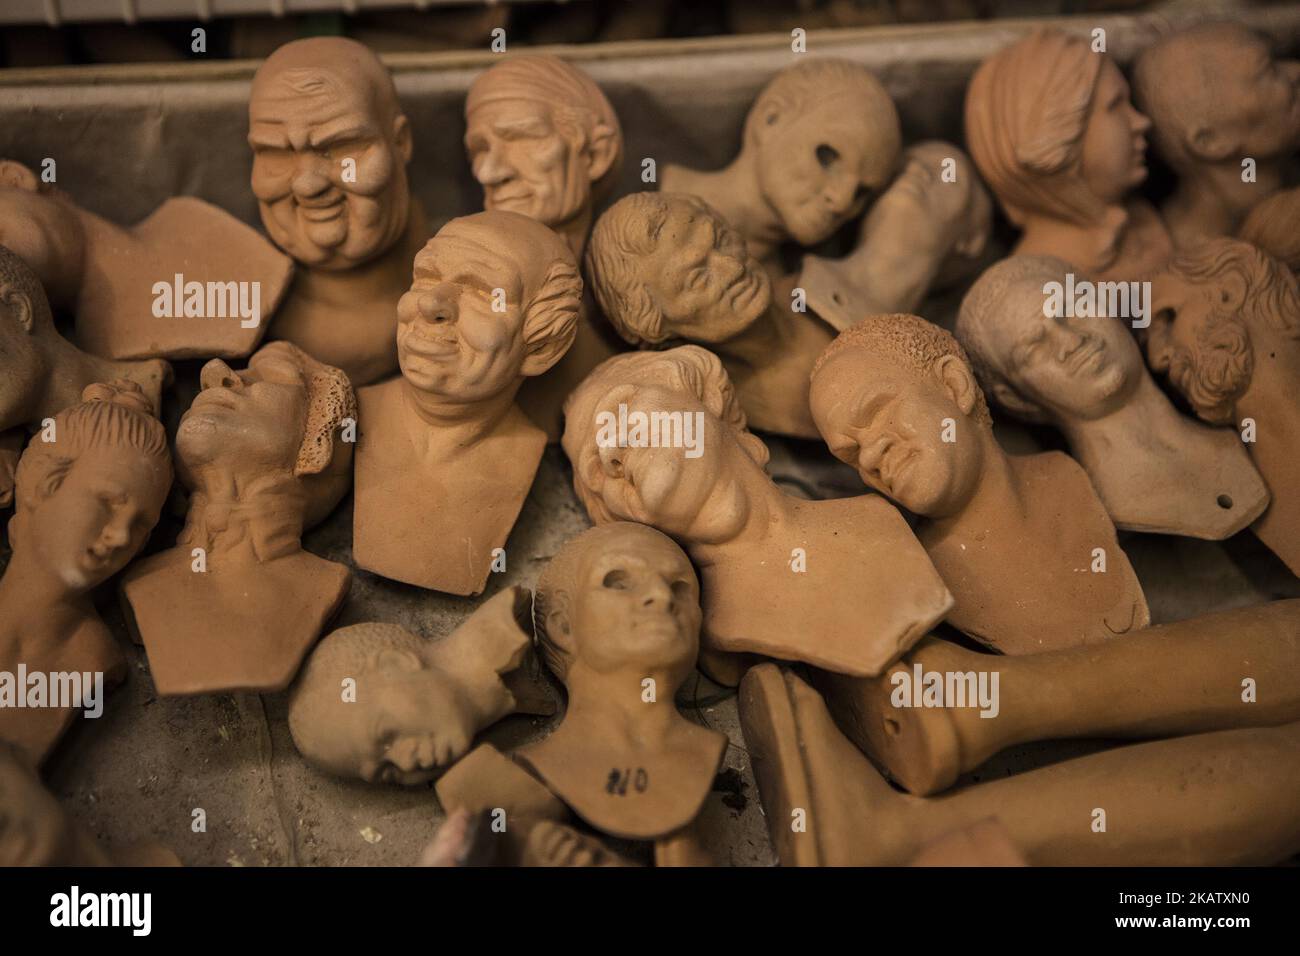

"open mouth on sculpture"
[403,334,460,359]
[297,196,347,222]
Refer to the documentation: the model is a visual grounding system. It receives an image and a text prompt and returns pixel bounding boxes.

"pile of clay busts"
[2,22,1299,867]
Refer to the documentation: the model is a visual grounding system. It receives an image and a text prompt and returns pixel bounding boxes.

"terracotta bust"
[353,211,581,595]
[288,587,535,785]
[120,342,356,695]
[966,28,1172,283]
[0,161,290,362]
[0,381,171,765]
[1133,23,1300,248]
[586,191,832,438]
[249,37,429,386]
[517,523,727,841]
[660,59,900,274]
[956,254,1268,538]
[809,313,1149,652]
[802,141,994,330]
[1147,238,1300,575]
[562,345,953,676]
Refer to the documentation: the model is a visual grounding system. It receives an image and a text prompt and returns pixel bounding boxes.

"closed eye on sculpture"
[603,569,630,590]
[816,144,839,168]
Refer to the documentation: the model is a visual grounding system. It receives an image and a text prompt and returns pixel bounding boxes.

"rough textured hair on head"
[1240,187,1300,274]
[0,244,54,330]
[248,341,357,478]
[812,313,993,427]
[523,256,583,368]
[1168,237,1300,340]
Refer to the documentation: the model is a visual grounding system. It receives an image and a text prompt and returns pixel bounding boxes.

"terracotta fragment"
[1133,23,1300,248]
[741,664,1300,866]
[436,742,570,824]
[965,29,1172,283]
[909,819,1027,867]
[563,346,953,675]
[0,161,289,361]
[802,142,994,330]
[250,37,427,386]
[353,211,581,595]
[0,381,172,765]
[818,599,1300,796]
[956,255,1268,538]
[1147,239,1300,575]
[120,342,356,695]
[587,191,832,438]
[810,314,1149,652]
[517,523,728,841]
[288,587,535,785]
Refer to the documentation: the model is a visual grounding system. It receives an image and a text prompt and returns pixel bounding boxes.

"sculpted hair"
[586,192,678,346]
[1168,238,1300,340]
[0,244,54,330]
[524,256,583,366]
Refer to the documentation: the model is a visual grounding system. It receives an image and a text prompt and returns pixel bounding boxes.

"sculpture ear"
[584,122,619,185]
[934,353,981,419]
[1,290,34,335]
[392,114,414,165]
[376,647,423,673]
[0,160,38,192]
[1187,123,1236,164]
[988,380,1046,422]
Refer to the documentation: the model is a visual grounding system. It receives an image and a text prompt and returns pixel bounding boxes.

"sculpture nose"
[291,159,332,198]
[476,142,515,186]
[99,513,132,552]
[640,576,675,613]
[199,359,242,391]
[418,285,459,325]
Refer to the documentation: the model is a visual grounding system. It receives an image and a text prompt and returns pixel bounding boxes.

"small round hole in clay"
[1217,495,1233,510]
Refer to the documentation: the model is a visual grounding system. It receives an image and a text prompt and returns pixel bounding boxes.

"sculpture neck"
[0,548,93,637]
[401,377,521,446]
[1165,161,1284,245]
[1018,203,1129,277]
[563,666,689,746]
[930,430,1021,528]
[179,471,305,563]
[551,207,592,260]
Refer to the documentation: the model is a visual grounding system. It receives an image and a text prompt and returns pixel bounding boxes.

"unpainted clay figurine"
[516,523,727,841]
[909,819,1027,867]
[818,599,1300,796]
[1147,238,1300,576]
[660,59,900,275]
[465,53,627,440]
[353,211,581,595]
[1133,23,1300,248]
[955,254,1268,539]
[0,381,172,765]
[809,314,1148,653]
[120,342,356,695]
[288,587,535,785]
[966,29,1172,283]
[562,345,953,676]
[741,664,1300,866]
[249,37,429,386]
[802,142,994,331]
[0,161,289,361]
[1239,186,1300,274]
[587,191,832,438]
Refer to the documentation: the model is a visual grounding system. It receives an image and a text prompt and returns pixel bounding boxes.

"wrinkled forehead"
[812,347,914,412]
[251,64,380,124]
[415,230,526,289]
[466,95,554,128]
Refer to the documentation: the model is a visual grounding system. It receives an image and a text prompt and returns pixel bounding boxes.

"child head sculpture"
[1148,238,1300,425]
[0,243,59,432]
[955,255,1145,424]
[396,211,582,405]
[809,315,992,518]
[965,29,1151,228]
[249,37,413,271]
[9,379,171,592]
[586,192,771,347]
[465,55,623,240]
[534,522,702,694]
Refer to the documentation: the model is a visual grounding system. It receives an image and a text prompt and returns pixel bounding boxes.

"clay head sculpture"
[955,254,1268,538]
[288,587,535,786]
[965,29,1170,282]
[1,381,171,764]
[353,210,581,595]
[518,522,727,841]
[465,54,623,259]
[1133,23,1300,247]
[249,37,427,385]
[802,141,995,330]
[121,341,356,695]
[1147,238,1300,574]
[586,191,831,438]
[1240,186,1300,274]
[809,313,1148,652]
[660,59,901,269]
[562,345,952,676]
[0,160,289,362]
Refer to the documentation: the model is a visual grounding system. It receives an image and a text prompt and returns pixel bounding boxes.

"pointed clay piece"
[353,211,581,595]
[909,819,1027,867]
[0,381,172,765]
[660,59,900,275]
[955,255,1268,538]
[249,37,427,386]
[288,588,534,785]
[1133,23,1300,249]
[0,244,169,435]
[0,161,289,362]
[818,599,1300,796]
[1239,186,1300,274]
[436,743,569,823]
[741,664,1300,866]
[517,523,727,841]
[802,142,994,331]
[587,192,832,439]
[965,29,1172,283]
[120,342,356,695]
[810,314,1148,653]
[1148,239,1300,575]
[562,346,953,675]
